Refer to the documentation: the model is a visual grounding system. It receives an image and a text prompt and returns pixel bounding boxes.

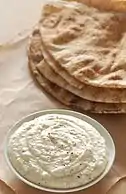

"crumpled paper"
[107,177,126,194]
[0,179,15,194]
[0,0,126,193]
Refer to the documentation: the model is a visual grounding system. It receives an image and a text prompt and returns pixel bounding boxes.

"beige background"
[0,0,126,193]
[0,0,43,45]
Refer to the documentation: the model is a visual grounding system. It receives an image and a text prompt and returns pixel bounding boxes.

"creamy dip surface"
[8,114,108,189]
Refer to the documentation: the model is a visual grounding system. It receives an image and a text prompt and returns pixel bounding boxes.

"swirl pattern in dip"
[8,114,108,189]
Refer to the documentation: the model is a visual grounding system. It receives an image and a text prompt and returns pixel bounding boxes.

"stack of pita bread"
[28,0,126,113]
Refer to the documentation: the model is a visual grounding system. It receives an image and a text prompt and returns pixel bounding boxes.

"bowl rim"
[4,109,115,193]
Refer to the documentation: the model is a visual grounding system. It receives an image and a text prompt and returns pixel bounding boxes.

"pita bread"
[30,27,126,103]
[28,29,126,113]
[66,0,126,12]
[28,28,43,64]
[29,58,126,113]
[0,179,16,194]
[37,57,126,103]
[39,0,126,88]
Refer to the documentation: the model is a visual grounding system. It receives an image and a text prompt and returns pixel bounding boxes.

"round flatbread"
[29,59,126,114]
[39,0,126,88]
[28,27,126,103]
[67,0,126,12]
[28,28,126,113]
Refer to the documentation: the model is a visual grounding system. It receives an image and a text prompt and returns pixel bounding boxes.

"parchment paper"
[0,0,43,45]
[0,0,126,193]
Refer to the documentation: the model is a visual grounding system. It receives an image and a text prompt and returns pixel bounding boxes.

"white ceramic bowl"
[5,109,115,193]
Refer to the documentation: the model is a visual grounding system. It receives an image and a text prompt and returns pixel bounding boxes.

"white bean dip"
[8,114,108,189]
